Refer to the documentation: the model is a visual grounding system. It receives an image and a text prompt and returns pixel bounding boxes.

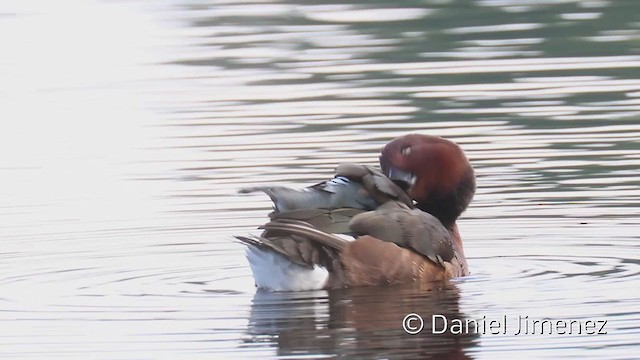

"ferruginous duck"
[236,134,475,291]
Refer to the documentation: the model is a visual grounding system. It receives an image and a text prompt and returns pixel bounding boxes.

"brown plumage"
[236,134,475,291]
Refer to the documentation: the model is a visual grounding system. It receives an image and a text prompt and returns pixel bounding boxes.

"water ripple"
[1,0,639,359]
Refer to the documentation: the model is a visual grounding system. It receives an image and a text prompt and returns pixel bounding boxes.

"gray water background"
[1,0,639,359]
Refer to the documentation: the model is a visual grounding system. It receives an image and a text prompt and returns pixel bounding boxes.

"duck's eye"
[401,146,412,156]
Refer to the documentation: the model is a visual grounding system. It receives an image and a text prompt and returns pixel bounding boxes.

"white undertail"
[245,245,330,291]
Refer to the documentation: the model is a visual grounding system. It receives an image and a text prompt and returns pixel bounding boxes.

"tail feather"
[235,235,265,249]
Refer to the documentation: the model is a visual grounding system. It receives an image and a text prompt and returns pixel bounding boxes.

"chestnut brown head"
[379,134,475,228]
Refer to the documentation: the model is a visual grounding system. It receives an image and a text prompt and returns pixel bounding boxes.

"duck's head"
[379,134,475,228]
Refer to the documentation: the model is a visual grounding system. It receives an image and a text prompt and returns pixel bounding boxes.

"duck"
[236,134,475,291]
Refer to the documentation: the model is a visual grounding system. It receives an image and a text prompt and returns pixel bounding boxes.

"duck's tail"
[235,234,331,292]
[235,218,352,291]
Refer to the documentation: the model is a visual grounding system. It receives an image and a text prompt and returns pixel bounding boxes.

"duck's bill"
[384,166,416,191]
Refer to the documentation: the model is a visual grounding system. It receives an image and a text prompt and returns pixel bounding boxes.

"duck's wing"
[348,201,456,268]
[332,163,413,208]
[239,163,413,213]
[268,208,364,234]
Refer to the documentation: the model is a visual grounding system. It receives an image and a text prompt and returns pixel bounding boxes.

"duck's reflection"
[244,282,478,359]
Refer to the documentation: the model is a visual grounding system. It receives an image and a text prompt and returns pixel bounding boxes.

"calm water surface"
[1,0,639,359]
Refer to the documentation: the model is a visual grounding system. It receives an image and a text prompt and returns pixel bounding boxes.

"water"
[1,0,639,359]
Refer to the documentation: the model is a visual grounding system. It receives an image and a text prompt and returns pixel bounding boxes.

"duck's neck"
[415,199,459,230]
[415,166,475,229]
